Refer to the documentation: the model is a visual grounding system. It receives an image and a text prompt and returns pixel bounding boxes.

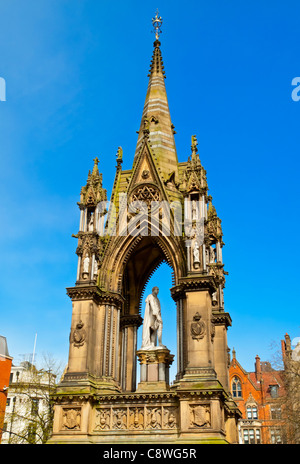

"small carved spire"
[116,146,123,169]
[232,347,236,359]
[191,135,201,164]
[80,157,107,206]
[92,157,99,177]
[148,42,165,77]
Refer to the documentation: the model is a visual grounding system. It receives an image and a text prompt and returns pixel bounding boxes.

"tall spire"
[134,11,179,182]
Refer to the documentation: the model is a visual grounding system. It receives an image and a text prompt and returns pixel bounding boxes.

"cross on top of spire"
[152,9,163,40]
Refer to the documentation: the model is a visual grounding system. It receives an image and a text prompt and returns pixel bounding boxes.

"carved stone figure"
[93,259,98,278]
[88,213,94,231]
[83,253,90,273]
[205,247,210,265]
[212,291,218,306]
[192,199,198,220]
[193,241,200,263]
[141,286,165,350]
[209,246,216,263]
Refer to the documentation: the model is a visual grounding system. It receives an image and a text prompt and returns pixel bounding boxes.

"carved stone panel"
[71,321,86,348]
[189,404,211,428]
[128,407,144,430]
[94,408,110,430]
[112,408,127,430]
[163,406,178,429]
[92,404,179,433]
[131,184,160,210]
[62,408,81,431]
[190,313,206,340]
[146,407,162,429]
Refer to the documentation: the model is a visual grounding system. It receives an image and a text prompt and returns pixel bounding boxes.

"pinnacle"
[147,40,166,78]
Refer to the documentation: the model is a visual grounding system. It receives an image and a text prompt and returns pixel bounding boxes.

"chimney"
[255,355,261,382]
[282,333,292,361]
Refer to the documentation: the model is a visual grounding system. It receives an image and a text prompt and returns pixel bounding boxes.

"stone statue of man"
[141,286,165,350]
[83,253,90,273]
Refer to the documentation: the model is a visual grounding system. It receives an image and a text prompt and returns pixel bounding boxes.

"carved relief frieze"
[93,403,179,433]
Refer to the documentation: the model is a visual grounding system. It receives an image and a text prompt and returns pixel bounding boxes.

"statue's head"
[152,286,159,296]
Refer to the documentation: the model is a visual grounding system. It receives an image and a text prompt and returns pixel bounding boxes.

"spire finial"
[152,9,162,41]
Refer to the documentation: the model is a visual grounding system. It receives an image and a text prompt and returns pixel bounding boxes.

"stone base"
[136,347,174,390]
[49,387,240,444]
[136,380,170,392]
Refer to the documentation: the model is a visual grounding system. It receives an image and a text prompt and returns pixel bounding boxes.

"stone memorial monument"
[49,12,240,444]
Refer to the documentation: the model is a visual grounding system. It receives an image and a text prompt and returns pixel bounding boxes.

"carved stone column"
[212,312,232,392]
[171,277,218,383]
[120,314,143,392]
[61,286,123,393]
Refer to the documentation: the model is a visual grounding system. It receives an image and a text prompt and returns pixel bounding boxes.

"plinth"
[136,347,174,391]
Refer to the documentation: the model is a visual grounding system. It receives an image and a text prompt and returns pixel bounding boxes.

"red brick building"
[0,336,13,443]
[229,348,286,444]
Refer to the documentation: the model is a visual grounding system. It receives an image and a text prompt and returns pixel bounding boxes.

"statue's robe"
[141,294,162,349]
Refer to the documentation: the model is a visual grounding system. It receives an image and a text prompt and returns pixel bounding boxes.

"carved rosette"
[130,184,160,210]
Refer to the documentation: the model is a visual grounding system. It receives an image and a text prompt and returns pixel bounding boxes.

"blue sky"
[0,0,299,376]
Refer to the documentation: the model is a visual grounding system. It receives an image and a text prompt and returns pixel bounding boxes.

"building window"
[31,398,39,416]
[270,428,283,444]
[232,376,242,398]
[270,406,281,420]
[246,405,258,420]
[243,428,261,444]
[256,429,261,444]
[270,385,279,398]
[6,398,10,407]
